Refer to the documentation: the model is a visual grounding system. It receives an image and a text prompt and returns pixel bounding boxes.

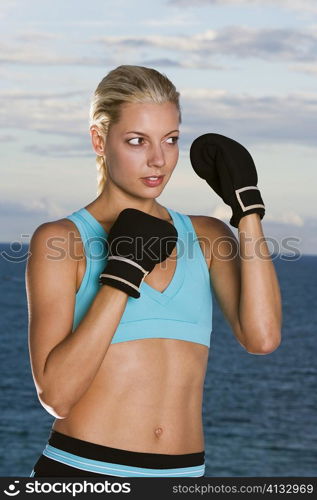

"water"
[0,243,316,476]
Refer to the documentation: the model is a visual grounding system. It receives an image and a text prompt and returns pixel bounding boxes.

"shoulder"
[31,214,82,238]
[187,215,238,268]
[187,214,235,240]
[28,217,82,261]
[30,217,79,244]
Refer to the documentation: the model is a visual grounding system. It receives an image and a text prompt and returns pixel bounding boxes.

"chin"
[120,187,160,201]
[119,177,169,199]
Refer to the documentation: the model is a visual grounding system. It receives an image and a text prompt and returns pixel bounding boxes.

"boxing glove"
[99,208,178,298]
[189,133,265,228]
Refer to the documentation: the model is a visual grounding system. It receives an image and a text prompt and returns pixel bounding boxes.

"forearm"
[238,213,282,353]
[42,285,128,416]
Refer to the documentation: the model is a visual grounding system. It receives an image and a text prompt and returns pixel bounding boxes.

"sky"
[1,0,316,255]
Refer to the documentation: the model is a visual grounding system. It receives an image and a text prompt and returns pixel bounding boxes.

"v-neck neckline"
[80,206,185,305]
[140,207,185,304]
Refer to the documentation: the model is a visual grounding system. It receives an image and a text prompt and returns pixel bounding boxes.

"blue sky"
[1,0,316,255]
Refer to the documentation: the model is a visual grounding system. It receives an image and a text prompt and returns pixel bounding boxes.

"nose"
[147,142,165,169]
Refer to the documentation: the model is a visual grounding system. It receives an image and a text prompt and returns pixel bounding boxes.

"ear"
[90,126,106,156]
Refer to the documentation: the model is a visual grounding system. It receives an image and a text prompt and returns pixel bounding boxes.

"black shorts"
[30,429,205,477]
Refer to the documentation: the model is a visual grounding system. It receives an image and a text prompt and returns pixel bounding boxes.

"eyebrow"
[125,129,179,137]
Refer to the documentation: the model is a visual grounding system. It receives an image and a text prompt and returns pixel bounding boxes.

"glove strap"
[235,186,265,212]
[99,256,150,297]
[107,256,149,274]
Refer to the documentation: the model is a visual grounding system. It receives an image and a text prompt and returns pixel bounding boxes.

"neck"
[86,181,166,222]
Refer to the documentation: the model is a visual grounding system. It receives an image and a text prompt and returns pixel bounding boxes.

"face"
[100,101,180,198]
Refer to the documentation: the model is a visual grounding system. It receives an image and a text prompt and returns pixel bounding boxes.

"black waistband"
[48,429,205,469]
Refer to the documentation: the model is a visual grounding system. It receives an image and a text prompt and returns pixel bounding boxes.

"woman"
[26,65,282,477]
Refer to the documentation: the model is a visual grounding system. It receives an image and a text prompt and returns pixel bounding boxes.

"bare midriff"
[53,212,211,455]
[53,338,209,454]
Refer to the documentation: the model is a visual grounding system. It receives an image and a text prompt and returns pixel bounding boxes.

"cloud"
[136,58,185,68]
[289,63,317,75]
[0,134,15,142]
[141,16,201,26]
[0,88,91,137]
[0,198,64,218]
[208,206,305,227]
[23,141,92,158]
[94,26,317,65]
[203,204,314,256]
[264,211,305,227]
[179,89,317,148]
[259,217,317,257]
[2,26,317,69]
[15,31,63,42]
[1,87,317,150]
[0,40,112,66]
[168,0,317,14]
[209,204,232,220]
[0,0,18,20]
[0,89,87,100]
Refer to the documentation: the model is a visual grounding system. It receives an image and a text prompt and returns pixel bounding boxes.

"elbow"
[244,328,282,355]
[247,341,280,355]
[38,390,70,419]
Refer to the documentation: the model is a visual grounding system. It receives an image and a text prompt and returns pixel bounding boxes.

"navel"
[154,426,163,438]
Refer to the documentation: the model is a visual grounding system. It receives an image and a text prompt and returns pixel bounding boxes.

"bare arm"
[26,221,128,419]
[237,213,282,352]
[207,214,282,354]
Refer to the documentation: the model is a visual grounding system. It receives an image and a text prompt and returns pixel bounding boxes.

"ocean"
[0,243,316,477]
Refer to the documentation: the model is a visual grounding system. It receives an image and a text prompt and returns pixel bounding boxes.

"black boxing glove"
[190,133,265,228]
[99,208,178,298]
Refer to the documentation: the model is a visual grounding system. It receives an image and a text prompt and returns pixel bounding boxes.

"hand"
[99,208,178,298]
[189,133,265,228]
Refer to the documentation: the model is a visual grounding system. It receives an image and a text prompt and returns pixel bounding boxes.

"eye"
[127,136,179,146]
[166,136,179,145]
[127,137,144,146]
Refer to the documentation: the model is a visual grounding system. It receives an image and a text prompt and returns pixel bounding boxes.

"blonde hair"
[89,65,182,196]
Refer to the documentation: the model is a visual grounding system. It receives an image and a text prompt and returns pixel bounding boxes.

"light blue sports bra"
[66,207,213,348]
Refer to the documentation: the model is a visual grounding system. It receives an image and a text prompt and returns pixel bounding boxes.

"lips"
[141,175,164,179]
[141,175,164,187]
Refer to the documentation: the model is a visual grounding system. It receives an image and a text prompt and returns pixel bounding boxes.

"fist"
[189,133,265,228]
